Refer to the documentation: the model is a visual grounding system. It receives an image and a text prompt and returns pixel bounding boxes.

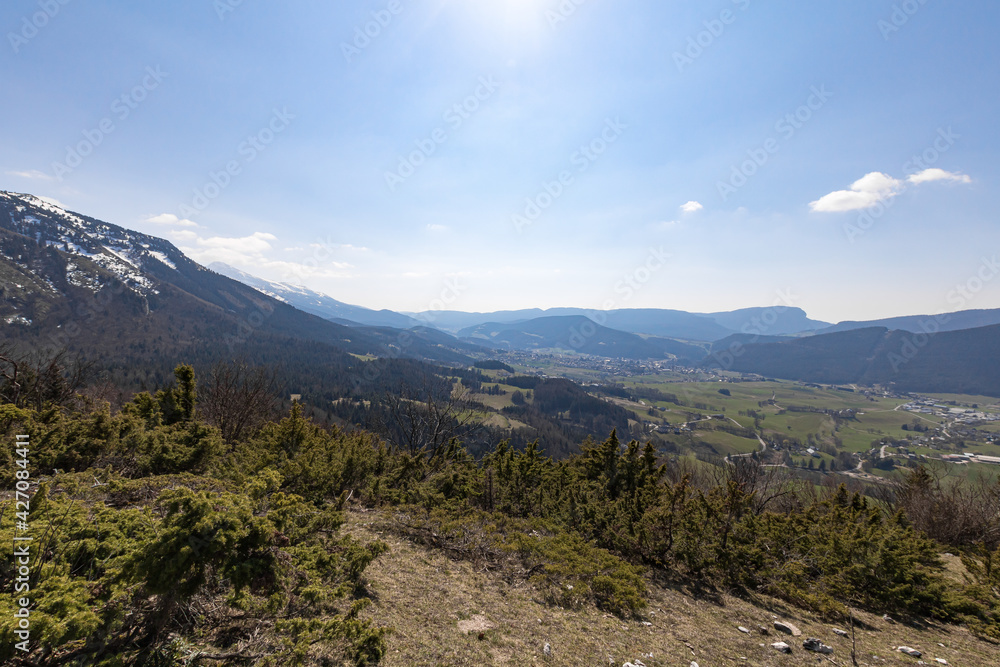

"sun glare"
[454,0,551,34]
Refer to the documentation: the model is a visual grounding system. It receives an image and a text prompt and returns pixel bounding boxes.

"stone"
[771,642,792,654]
[883,614,895,624]
[738,626,751,634]
[773,621,802,636]
[803,638,834,654]
[758,625,769,635]
[934,659,948,665]
[544,643,551,657]
[897,646,922,657]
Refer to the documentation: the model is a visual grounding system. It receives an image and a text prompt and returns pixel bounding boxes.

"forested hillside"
[708,325,1000,397]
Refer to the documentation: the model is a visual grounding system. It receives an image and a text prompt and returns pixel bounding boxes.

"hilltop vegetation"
[2,360,1000,665]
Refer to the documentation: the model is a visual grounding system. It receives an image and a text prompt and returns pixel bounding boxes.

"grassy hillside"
[349,509,1000,666]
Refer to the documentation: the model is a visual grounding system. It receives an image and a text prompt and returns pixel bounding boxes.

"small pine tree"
[173,364,197,421]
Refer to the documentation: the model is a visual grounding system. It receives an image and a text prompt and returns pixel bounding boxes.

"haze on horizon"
[2,1,998,324]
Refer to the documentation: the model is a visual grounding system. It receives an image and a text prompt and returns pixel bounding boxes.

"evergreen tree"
[174,364,197,421]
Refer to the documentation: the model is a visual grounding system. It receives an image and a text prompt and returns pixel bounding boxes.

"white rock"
[898,646,922,658]
[934,659,948,665]
[738,626,751,634]
[771,642,792,654]
[833,628,849,637]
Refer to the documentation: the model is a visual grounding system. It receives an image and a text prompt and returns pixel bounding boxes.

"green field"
[460,363,1000,488]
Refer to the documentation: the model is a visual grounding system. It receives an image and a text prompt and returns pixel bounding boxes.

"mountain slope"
[819,308,1000,336]
[0,192,473,369]
[705,306,829,335]
[208,261,423,329]
[459,315,703,360]
[706,324,1000,396]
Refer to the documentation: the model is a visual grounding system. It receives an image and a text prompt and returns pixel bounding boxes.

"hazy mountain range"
[3,190,1000,395]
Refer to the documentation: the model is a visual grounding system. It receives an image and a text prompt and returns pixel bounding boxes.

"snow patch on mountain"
[1,191,183,297]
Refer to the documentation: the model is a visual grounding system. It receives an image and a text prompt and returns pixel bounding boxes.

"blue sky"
[2,0,998,323]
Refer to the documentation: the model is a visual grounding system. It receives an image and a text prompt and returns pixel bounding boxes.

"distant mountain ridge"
[459,315,706,361]
[6,190,1000,399]
[208,261,424,329]
[413,306,829,341]
[704,307,828,336]
[816,308,1000,336]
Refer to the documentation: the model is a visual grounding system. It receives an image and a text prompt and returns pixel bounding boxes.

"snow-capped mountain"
[0,191,480,367]
[0,191,189,298]
[208,261,423,329]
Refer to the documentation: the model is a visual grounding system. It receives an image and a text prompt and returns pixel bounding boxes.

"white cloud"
[6,169,53,181]
[812,167,973,213]
[810,172,902,212]
[173,230,353,281]
[192,231,277,255]
[145,213,199,228]
[680,200,703,214]
[426,223,448,232]
[172,231,278,266]
[907,168,972,185]
[169,229,199,241]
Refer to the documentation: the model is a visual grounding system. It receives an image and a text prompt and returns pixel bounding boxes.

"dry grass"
[345,509,1000,667]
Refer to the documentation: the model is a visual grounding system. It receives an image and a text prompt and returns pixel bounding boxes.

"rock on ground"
[803,638,834,654]
[773,620,802,636]
[771,642,792,654]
